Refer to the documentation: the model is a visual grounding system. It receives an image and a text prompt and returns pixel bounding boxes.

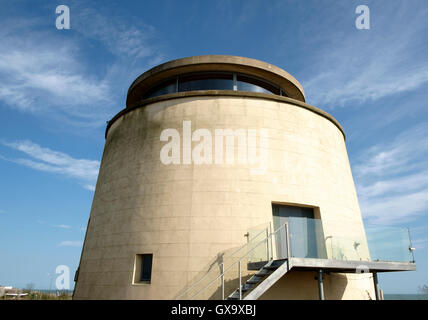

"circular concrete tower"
[73,55,374,300]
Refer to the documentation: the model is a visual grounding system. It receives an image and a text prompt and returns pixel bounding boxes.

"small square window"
[134,254,153,284]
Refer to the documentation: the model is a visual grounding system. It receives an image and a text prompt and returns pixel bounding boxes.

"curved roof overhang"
[126,55,306,107]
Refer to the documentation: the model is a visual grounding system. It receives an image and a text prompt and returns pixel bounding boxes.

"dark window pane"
[141,73,285,100]
[145,80,176,99]
[140,254,153,282]
[237,75,280,95]
[179,73,233,92]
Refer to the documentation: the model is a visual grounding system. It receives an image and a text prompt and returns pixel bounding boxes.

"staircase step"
[257,270,272,276]
[255,269,273,276]
[230,292,241,298]
[263,265,279,270]
[246,273,269,284]
[226,259,288,300]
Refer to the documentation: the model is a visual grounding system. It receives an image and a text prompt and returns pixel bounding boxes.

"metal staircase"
[176,222,290,300]
[175,217,418,300]
[227,259,287,300]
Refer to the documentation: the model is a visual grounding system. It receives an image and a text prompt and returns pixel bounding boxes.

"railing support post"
[318,269,325,300]
[266,228,270,261]
[285,223,290,259]
[238,260,242,300]
[221,263,224,300]
[373,272,380,300]
[269,223,273,260]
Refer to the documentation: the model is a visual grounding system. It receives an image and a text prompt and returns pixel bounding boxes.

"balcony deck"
[244,258,416,300]
[289,257,416,273]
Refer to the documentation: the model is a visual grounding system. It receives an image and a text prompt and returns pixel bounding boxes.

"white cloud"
[83,184,96,191]
[355,123,428,224]
[0,48,109,105]
[74,8,160,62]
[0,27,113,124]
[37,220,78,230]
[58,241,83,247]
[53,224,71,229]
[359,189,428,224]
[355,123,428,178]
[357,171,428,199]
[0,10,165,128]
[302,3,428,108]
[1,140,99,190]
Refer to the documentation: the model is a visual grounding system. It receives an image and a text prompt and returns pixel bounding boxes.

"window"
[142,72,286,100]
[236,74,280,95]
[134,254,153,284]
[178,73,233,92]
[146,79,177,99]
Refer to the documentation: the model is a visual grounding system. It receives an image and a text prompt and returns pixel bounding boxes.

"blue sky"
[0,0,427,294]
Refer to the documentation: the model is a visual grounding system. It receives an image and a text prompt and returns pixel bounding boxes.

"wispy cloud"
[52,224,71,229]
[355,123,428,224]
[357,171,428,199]
[58,240,83,247]
[0,7,166,129]
[38,220,79,230]
[355,123,428,178]
[0,24,113,124]
[74,7,163,63]
[359,189,428,224]
[0,209,6,214]
[82,184,96,192]
[411,238,428,250]
[302,2,428,108]
[1,140,99,190]
[0,48,110,108]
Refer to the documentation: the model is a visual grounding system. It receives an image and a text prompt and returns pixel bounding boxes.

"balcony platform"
[289,257,416,273]
[244,258,416,300]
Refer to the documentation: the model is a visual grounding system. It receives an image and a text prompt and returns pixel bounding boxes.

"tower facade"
[73,55,376,300]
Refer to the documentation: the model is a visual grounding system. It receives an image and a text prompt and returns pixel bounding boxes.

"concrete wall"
[73,95,374,300]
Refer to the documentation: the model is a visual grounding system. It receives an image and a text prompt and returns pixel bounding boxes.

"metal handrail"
[175,225,270,299]
[189,230,273,299]
[189,222,289,300]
